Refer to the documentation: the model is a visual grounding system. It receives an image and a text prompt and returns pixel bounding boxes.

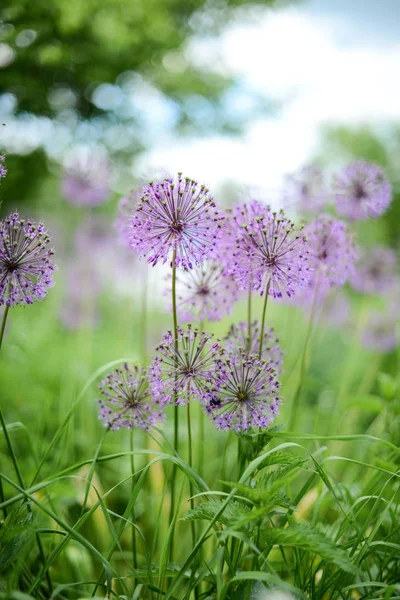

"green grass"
[0,278,399,599]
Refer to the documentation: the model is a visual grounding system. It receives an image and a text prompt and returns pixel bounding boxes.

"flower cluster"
[230,206,311,298]
[333,161,391,221]
[98,363,164,430]
[61,153,111,207]
[150,325,223,406]
[129,174,224,269]
[225,321,283,371]
[167,260,240,322]
[0,213,56,306]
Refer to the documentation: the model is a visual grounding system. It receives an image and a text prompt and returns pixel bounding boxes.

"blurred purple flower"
[116,196,133,248]
[206,350,280,431]
[129,174,224,269]
[166,260,240,322]
[318,288,351,328]
[351,246,397,295]
[362,313,398,353]
[230,206,311,298]
[98,363,164,431]
[333,161,391,221]
[0,212,56,306]
[150,325,223,406]
[0,155,6,181]
[283,164,328,214]
[225,321,284,372]
[61,153,111,207]
[304,215,356,289]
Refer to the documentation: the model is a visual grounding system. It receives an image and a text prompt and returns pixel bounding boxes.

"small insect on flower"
[231,206,311,298]
[61,152,111,207]
[351,246,397,295]
[207,350,281,431]
[304,214,356,288]
[166,260,240,322]
[283,164,328,214]
[150,325,223,406]
[98,363,164,430]
[129,173,224,269]
[0,213,56,306]
[333,161,392,221]
[225,321,283,372]
[0,155,7,181]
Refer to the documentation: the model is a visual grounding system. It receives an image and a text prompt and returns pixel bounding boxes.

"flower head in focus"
[230,206,311,298]
[167,260,240,322]
[207,350,280,431]
[61,152,111,207]
[0,155,6,181]
[98,363,164,430]
[225,321,283,371]
[351,246,397,295]
[333,161,391,221]
[150,325,223,406]
[129,174,223,269]
[0,212,56,306]
[283,164,328,214]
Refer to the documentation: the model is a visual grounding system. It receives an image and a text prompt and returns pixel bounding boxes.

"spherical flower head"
[98,363,164,431]
[231,206,311,298]
[361,313,398,353]
[206,350,281,432]
[129,173,224,269]
[0,213,56,306]
[351,246,397,295]
[283,164,328,214]
[61,153,111,207]
[304,214,356,288]
[333,161,391,221]
[0,155,7,181]
[150,325,223,406]
[225,321,283,372]
[166,260,240,322]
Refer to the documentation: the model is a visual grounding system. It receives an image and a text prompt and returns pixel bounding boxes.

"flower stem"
[140,269,148,360]
[169,248,179,558]
[130,429,138,582]
[0,305,10,350]
[258,280,271,358]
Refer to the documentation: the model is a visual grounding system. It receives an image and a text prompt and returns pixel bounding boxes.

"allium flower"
[304,215,356,288]
[166,261,240,322]
[333,161,391,221]
[98,364,164,430]
[150,325,222,406]
[0,155,6,181]
[0,213,56,306]
[351,246,397,295]
[61,153,111,206]
[361,313,398,353]
[225,321,283,371]
[230,207,311,298]
[283,164,328,214]
[206,351,280,431]
[129,174,223,269]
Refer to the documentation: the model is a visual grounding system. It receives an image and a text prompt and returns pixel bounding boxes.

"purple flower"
[206,351,281,431]
[361,313,398,353]
[129,174,224,269]
[333,161,391,221]
[0,155,7,181]
[351,246,397,295]
[0,213,56,306]
[61,153,111,207]
[166,260,240,322]
[98,363,164,431]
[224,321,283,372]
[230,206,311,298]
[283,164,328,214]
[304,215,356,288]
[150,325,223,406]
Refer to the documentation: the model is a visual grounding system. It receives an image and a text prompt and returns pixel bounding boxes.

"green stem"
[0,305,10,350]
[258,280,271,358]
[130,430,138,581]
[187,403,196,549]
[140,270,148,361]
[288,285,319,431]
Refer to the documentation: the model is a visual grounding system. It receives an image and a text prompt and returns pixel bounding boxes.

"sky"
[138,0,400,196]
